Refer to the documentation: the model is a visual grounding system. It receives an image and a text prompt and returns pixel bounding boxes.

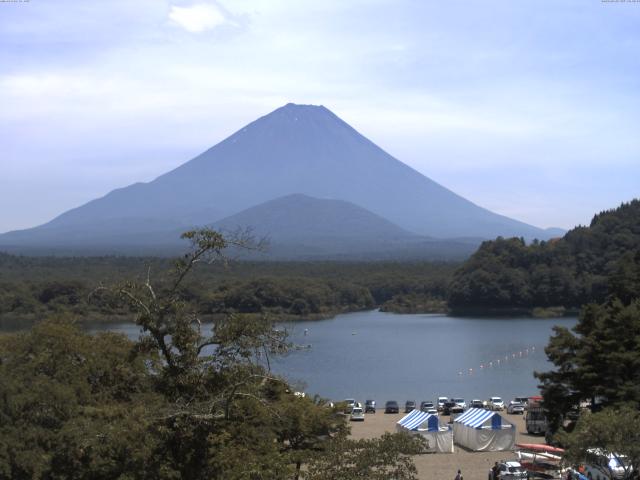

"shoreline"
[0,305,579,332]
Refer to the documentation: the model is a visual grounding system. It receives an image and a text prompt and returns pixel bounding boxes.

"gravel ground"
[349,410,544,480]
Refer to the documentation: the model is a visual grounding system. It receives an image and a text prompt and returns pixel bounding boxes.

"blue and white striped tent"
[396,410,454,453]
[397,409,440,431]
[452,408,515,451]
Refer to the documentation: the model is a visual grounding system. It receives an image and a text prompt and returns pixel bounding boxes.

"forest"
[2,200,639,327]
[0,254,456,327]
[448,200,640,313]
[0,230,427,479]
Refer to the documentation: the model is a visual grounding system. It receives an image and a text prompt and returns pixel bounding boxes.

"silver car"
[350,407,365,421]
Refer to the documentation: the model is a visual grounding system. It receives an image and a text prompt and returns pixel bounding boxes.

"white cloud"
[168,3,230,33]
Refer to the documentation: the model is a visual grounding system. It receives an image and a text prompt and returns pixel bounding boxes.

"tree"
[449,200,640,312]
[303,432,427,480]
[557,407,640,480]
[536,298,640,433]
[0,319,161,480]
[1,228,426,479]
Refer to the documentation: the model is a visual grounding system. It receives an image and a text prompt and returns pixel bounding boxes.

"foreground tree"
[1,229,424,479]
[0,319,162,480]
[303,432,427,480]
[557,407,640,480]
[536,297,640,433]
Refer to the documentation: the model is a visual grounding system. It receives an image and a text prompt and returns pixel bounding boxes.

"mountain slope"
[213,193,416,242]
[210,194,477,260]
[0,103,557,254]
[448,199,640,311]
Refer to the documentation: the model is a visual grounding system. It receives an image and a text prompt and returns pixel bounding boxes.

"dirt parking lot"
[349,410,544,480]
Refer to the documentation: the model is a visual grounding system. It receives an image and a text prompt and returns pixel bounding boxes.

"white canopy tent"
[396,410,454,453]
[453,408,515,451]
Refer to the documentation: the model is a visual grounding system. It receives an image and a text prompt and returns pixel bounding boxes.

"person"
[455,469,463,480]
[491,462,499,479]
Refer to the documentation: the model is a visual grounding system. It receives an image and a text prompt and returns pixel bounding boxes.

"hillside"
[214,193,415,240]
[447,199,640,312]
[0,103,558,257]
[209,194,476,259]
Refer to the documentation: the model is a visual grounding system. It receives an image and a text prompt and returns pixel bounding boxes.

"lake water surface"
[87,309,577,404]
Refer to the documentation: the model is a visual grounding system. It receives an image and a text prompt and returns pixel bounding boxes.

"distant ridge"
[0,103,561,257]
[213,193,416,242]
[207,194,478,260]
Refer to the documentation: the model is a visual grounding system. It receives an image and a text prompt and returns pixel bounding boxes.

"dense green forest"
[0,230,425,479]
[534,229,640,471]
[0,254,456,327]
[448,200,640,313]
[3,200,639,325]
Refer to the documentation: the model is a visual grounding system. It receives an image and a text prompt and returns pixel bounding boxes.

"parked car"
[488,397,505,411]
[365,399,376,413]
[443,400,463,415]
[514,396,529,407]
[420,401,434,412]
[507,401,525,414]
[426,408,438,415]
[385,400,399,413]
[452,398,467,410]
[582,449,630,480]
[490,461,528,479]
[470,399,485,409]
[404,400,416,413]
[437,396,448,411]
[350,407,365,421]
[344,398,356,414]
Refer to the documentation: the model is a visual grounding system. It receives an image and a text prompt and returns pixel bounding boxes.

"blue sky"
[1,0,638,233]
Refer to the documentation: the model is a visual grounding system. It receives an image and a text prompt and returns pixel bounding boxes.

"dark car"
[385,401,399,414]
[365,399,376,413]
[420,401,434,412]
[470,399,485,409]
[404,401,416,413]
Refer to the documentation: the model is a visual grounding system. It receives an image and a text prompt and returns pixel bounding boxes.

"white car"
[489,397,505,411]
[491,461,528,479]
[350,407,365,421]
[452,398,467,410]
[437,396,448,411]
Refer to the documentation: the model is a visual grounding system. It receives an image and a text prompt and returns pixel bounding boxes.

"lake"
[86,309,577,404]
